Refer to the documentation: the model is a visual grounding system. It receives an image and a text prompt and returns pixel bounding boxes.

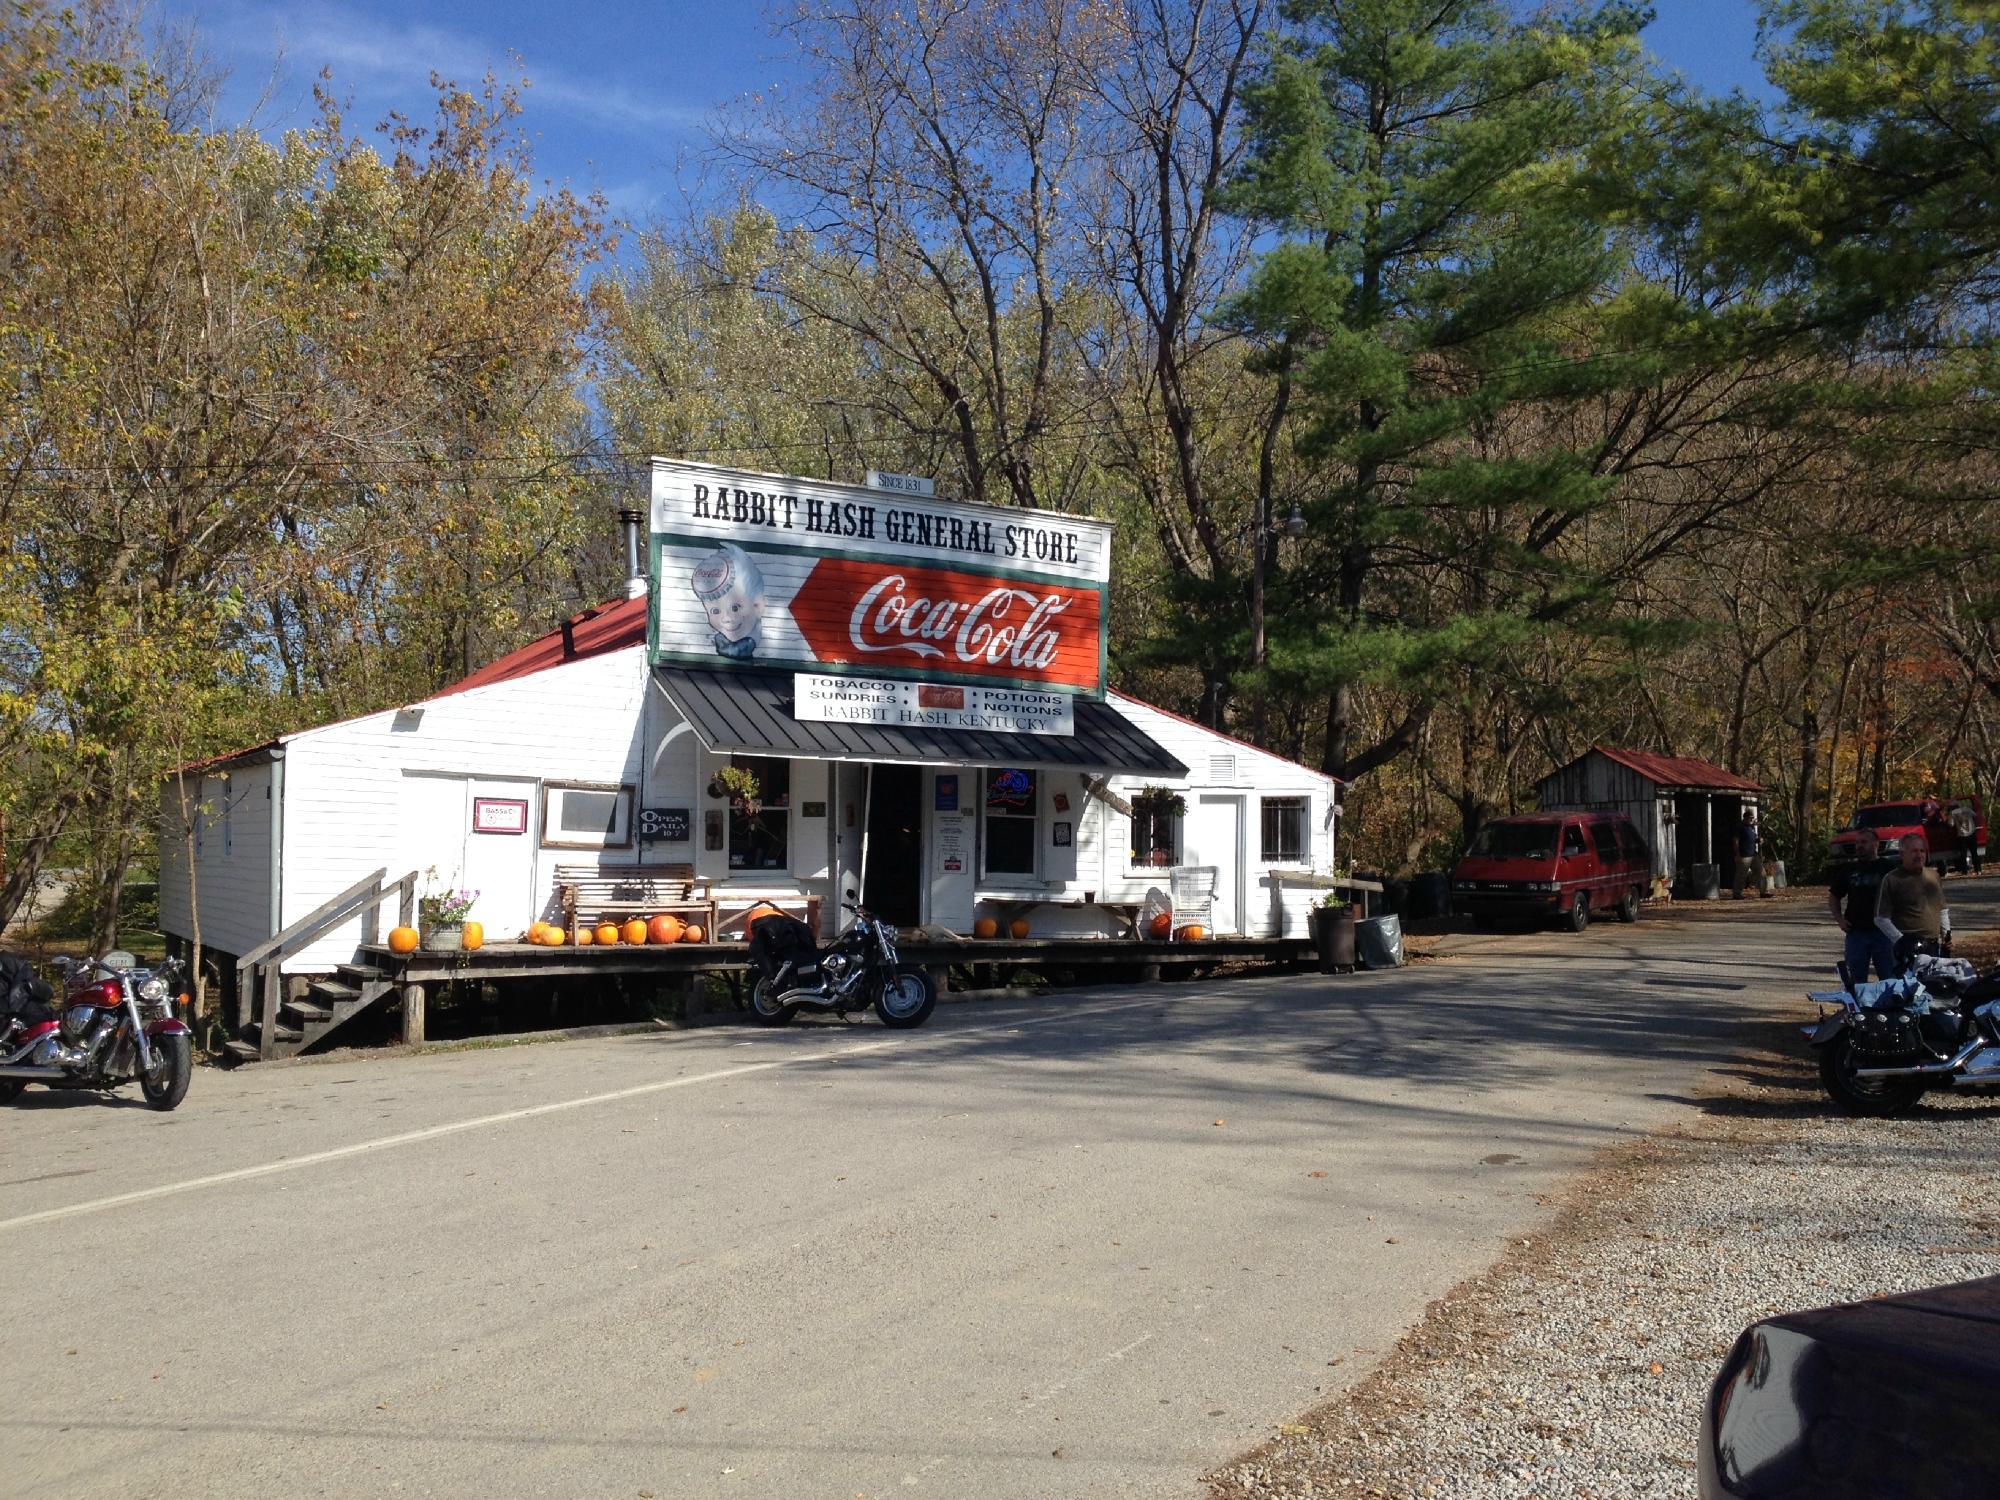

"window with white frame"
[542,782,635,850]
[982,767,1038,877]
[727,756,790,870]
[1261,796,1308,863]
[1129,792,1182,868]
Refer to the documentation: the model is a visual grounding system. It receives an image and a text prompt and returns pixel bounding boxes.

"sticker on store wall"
[935,775,959,812]
[1053,821,1073,847]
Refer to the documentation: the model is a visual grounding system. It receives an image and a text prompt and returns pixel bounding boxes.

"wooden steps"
[225,971,398,1064]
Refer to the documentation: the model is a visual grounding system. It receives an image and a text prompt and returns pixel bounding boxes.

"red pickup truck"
[1829,795,1987,873]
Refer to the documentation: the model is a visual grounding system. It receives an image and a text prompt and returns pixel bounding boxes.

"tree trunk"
[0,791,83,932]
[91,822,136,955]
[1794,702,1819,874]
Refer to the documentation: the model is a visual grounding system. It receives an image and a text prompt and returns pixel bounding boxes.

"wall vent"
[1209,753,1238,782]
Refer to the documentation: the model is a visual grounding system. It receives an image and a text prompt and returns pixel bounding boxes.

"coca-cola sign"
[791,559,1101,690]
[649,459,1110,694]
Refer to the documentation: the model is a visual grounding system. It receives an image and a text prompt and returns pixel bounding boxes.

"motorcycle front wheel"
[140,1033,192,1111]
[1817,1035,1925,1118]
[748,977,800,1027]
[874,967,936,1030]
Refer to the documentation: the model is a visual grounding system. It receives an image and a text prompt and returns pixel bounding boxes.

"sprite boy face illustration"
[691,543,766,650]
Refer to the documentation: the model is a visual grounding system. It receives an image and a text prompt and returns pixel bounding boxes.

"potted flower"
[417,869,480,952]
[710,764,762,817]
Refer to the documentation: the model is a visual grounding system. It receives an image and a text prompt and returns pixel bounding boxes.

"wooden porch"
[294,932,1318,1051]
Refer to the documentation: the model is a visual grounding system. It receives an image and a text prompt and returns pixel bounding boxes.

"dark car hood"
[1702,1276,2000,1499]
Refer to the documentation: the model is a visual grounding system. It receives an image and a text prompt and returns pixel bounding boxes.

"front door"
[1187,794,1244,934]
[462,778,539,932]
[863,763,925,928]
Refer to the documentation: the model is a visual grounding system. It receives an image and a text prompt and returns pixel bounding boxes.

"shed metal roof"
[656,666,1186,778]
[1545,745,1764,793]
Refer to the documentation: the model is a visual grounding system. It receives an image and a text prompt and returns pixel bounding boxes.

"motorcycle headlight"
[139,977,169,1002]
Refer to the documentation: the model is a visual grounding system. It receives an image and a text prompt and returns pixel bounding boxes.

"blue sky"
[166,0,1775,227]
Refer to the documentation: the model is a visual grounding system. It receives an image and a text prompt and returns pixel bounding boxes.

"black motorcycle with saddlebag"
[745,903,937,1029]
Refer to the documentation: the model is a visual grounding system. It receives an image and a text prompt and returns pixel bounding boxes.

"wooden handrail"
[238,867,390,972]
[1264,870,1385,893]
[237,866,418,1058]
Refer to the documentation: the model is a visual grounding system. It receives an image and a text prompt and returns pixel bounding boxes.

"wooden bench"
[554,863,717,943]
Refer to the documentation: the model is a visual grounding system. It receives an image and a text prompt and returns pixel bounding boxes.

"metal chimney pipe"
[618,506,647,600]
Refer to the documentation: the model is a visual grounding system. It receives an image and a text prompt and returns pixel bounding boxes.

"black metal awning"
[654,666,1186,778]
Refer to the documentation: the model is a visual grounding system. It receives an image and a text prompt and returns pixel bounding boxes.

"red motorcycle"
[0,954,194,1111]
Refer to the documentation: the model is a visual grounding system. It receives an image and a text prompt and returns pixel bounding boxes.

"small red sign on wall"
[472,797,528,835]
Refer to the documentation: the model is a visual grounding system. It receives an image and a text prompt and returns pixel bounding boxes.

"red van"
[1451,812,1651,931]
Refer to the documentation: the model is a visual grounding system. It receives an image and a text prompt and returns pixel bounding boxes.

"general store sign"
[794,673,1076,737]
[649,459,1110,695]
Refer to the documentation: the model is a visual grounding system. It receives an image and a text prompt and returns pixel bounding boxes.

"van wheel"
[1617,886,1641,923]
[1564,891,1590,932]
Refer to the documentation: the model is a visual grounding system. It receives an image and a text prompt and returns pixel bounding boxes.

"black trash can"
[1688,862,1721,900]
[1310,906,1356,974]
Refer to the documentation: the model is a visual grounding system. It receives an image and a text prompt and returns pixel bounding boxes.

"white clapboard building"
[160,460,1340,980]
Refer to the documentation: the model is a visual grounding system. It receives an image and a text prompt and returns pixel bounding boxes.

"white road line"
[0,994,1170,1235]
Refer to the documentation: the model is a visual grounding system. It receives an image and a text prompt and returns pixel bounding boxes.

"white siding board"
[156,763,274,959]
[969,696,1338,939]
[278,646,650,972]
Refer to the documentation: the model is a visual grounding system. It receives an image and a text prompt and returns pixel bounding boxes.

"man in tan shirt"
[1874,833,1950,970]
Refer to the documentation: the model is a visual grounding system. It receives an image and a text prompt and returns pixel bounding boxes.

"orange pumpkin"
[461,921,484,951]
[544,925,567,946]
[1009,919,1031,939]
[682,924,705,944]
[648,914,685,945]
[388,926,420,954]
[574,927,593,945]
[595,922,622,947]
[1146,911,1172,939]
[973,917,999,939]
[1175,924,1207,942]
[744,902,783,931]
[621,918,649,945]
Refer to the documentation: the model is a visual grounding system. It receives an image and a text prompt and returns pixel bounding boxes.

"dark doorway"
[863,764,925,928]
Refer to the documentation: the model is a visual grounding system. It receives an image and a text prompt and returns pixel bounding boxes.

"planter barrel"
[1310,906,1356,974]
[422,924,464,953]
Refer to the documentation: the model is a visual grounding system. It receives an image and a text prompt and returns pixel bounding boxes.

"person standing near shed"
[1732,807,1764,899]
[1875,832,1950,970]
[1829,828,1897,981]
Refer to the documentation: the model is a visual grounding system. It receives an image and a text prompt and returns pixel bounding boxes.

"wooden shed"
[1535,746,1764,896]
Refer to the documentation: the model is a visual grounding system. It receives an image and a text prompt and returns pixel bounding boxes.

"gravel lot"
[1208,967,2000,1499]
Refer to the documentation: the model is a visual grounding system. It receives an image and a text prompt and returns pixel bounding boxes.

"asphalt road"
[5,878,1994,1499]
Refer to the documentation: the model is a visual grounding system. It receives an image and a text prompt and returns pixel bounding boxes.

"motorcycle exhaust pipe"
[0,1064,67,1081]
[1853,1039,1986,1079]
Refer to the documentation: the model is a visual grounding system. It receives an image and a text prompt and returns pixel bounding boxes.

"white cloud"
[236,0,711,138]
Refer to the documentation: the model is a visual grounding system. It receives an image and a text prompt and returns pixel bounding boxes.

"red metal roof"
[432,593,649,698]
[1586,745,1763,792]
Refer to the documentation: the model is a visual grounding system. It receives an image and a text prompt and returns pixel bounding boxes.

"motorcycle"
[1806,952,2000,1116]
[0,954,194,1111]
[746,901,937,1029]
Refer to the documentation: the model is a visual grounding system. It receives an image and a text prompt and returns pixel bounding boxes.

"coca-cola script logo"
[791,558,1102,690]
